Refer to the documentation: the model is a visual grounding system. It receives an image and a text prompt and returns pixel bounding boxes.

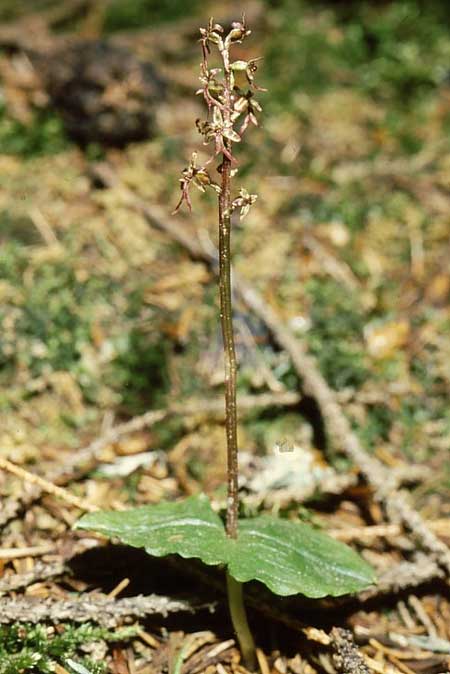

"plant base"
[226,571,256,671]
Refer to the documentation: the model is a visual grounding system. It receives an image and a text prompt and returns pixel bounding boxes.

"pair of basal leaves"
[76,493,375,598]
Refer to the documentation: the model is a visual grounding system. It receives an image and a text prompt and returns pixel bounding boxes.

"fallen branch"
[329,519,450,544]
[90,163,450,578]
[0,560,65,596]
[359,554,445,601]
[0,594,210,627]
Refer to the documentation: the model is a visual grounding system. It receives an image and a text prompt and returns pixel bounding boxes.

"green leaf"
[75,495,375,598]
[230,515,376,597]
[75,493,228,566]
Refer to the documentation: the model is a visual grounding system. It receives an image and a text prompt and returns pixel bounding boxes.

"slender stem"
[226,571,256,671]
[219,51,239,540]
[218,31,257,673]
[172,635,195,674]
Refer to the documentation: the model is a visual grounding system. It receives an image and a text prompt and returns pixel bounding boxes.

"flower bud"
[231,61,249,72]
[208,31,224,47]
[225,21,251,47]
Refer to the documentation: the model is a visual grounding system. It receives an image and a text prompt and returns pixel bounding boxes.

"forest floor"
[0,0,450,672]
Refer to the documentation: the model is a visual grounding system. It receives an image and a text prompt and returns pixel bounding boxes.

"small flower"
[244,58,266,90]
[229,57,266,93]
[173,152,220,214]
[199,18,225,60]
[175,15,263,216]
[231,188,257,219]
[196,64,225,111]
[232,90,262,135]
[224,15,251,47]
[196,107,240,162]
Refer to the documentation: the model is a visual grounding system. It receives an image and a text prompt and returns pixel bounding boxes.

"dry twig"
[329,519,450,544]
[359,554,445,601]
[0,456,98,513]
[0,594,209,627]
[0,544,55,560]
[0,560,65,596]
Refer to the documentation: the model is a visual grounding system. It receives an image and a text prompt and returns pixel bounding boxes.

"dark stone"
[35,40,165,147]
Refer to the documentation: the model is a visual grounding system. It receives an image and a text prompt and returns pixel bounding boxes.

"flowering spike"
[174,16,264,214]
[172,17,266,667]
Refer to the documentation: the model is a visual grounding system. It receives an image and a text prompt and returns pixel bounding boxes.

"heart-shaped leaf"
[76,493,228,566]
[75,495,375,597]
[229,515,376,597]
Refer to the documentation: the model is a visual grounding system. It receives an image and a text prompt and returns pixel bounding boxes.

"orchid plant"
[76,17,375,671]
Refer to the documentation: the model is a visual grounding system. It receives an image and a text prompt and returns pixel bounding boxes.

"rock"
[34,39,165,146]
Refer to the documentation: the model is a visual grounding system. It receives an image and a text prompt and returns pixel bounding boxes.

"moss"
[104,0,200,32]
[305,278,370,390]
[0,106,69,158]
[0,623,138,674]
[0,247,169,414]
[264,0,450,109]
